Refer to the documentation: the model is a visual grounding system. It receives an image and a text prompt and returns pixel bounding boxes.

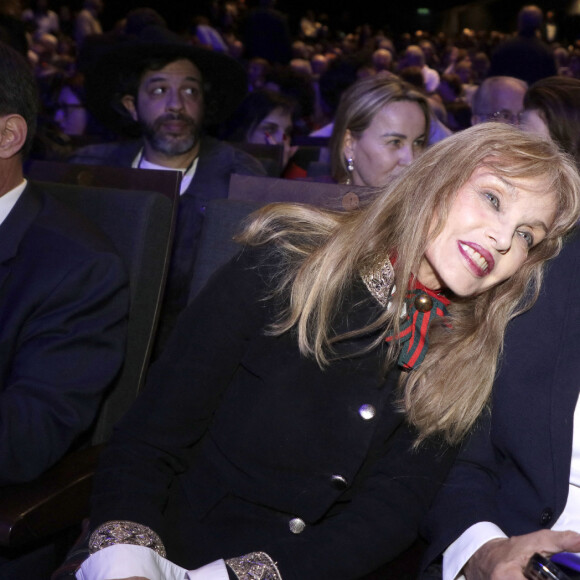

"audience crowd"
[9,0,578,165]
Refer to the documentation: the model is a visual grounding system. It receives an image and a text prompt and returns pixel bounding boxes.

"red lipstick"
[458,241,495,277]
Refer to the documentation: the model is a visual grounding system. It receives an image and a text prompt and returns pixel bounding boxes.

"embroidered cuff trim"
[88,520,166,558]
[226,551,282,580]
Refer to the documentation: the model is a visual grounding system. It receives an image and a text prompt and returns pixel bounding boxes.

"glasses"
[477,109,523,125]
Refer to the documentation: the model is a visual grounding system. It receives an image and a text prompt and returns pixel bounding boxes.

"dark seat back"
[25,159,181,201]
[228,143,285,177]
[188,198,261,301]
[0,165,179,565]
[38,181,177,442]
[228,173,360,209]
[189,176,363,302]
[24,161,181,442]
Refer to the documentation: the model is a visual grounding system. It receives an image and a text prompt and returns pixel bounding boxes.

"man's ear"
[343,129,356,159]
[120,95,138,121]
[0,114,27,159]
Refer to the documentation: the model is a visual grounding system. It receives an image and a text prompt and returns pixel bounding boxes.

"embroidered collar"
[360,256,395,307]
[361,257,451,370]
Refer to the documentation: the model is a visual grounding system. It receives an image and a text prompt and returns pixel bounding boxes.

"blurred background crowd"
[1,0,577,165]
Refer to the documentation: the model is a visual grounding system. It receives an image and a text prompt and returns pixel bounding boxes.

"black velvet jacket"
[90,247,456,580]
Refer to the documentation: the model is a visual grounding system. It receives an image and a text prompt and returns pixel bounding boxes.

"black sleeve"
[0,251,128,484]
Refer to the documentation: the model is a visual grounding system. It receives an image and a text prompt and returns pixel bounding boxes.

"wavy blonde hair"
[238,123,580,445]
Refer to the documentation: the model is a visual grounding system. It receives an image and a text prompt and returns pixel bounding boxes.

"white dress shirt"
[76,545,229,580]
[0,180,26,226]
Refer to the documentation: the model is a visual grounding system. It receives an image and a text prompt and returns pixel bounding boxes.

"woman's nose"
[487,224,513,253]
[398,145,414,166]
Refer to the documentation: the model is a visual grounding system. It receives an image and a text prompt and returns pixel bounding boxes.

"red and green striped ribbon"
[386,285,451,370]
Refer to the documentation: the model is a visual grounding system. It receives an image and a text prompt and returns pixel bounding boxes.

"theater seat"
[0,168,179,577]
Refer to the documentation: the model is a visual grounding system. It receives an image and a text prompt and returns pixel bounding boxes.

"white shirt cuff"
[76,544,229,580]
[442,521,507,580]
[187,558,229,579]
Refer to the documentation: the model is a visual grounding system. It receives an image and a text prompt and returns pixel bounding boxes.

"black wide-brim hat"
[83,25,248,134]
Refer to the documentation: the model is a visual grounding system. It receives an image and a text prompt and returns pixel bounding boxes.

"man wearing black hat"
[70,26,266,345]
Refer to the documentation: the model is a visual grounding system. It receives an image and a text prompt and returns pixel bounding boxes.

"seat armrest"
[0,445,102,549]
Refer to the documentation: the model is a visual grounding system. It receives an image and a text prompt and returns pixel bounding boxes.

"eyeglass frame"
[474,109,523,125]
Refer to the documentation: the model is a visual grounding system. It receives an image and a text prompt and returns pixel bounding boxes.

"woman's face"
[520,109,551,140]
[343,100,427,187]
[246,106,293,146]
[418,165,557,297]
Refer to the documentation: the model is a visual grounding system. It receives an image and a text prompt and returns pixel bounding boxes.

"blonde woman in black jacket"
[78,124,580,580]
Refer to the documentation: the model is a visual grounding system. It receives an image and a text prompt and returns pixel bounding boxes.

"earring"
[346,157,354,185]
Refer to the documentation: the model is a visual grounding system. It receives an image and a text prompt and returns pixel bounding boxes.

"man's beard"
[141,112,201,156]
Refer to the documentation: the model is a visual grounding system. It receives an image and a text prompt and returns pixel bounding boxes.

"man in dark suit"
[0,41,128,485]
[421,231,580,579]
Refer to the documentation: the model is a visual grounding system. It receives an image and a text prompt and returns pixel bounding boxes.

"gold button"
[414,293,433,312]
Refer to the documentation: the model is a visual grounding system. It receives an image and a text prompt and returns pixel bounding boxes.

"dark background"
[92,0,578,44]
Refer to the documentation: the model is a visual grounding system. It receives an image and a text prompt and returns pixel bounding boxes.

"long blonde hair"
[238,123,580,444]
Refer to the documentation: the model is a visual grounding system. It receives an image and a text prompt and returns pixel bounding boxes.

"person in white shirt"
[401,45,440,94]
[421,75,580,580]
[421,227,580,580]
[69,24,265,349]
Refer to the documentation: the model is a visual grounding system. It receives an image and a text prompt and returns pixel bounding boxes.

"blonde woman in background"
[330,74,431,187]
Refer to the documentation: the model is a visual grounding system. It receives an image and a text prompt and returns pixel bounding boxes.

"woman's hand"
[464,530,580,580]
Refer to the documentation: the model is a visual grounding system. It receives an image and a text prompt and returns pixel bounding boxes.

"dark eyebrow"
[380,131,426,140]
